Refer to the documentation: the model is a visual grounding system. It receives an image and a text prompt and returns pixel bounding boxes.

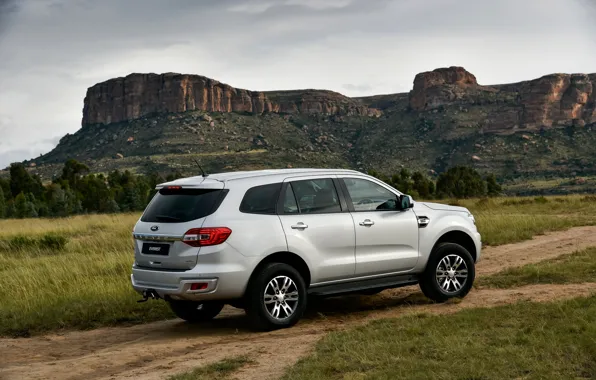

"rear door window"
[141,188,226,223]
[239,183,282,214]
[286,178,342,214]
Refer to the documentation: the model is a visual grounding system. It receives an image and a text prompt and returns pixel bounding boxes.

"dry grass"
[0,213,172,337]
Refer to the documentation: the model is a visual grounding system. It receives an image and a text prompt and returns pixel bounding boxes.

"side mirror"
[398,194,414,210]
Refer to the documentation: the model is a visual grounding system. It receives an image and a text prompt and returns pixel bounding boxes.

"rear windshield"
[141,188,226,223]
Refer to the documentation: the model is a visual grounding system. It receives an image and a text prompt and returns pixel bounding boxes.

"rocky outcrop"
[409,66,596,133]
[409,67,479,110]
[82,73,380,126]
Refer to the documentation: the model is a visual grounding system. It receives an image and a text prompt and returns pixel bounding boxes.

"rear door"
[339,176,419,276]
[133,181,227,270]
[277,176,356,283]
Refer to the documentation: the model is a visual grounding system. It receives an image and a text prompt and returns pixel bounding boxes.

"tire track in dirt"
[2,226,596,380]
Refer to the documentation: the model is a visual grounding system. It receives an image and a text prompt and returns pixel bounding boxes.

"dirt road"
[2,226,596,380]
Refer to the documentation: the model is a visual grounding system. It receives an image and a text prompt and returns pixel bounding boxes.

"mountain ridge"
[6,66,596,196]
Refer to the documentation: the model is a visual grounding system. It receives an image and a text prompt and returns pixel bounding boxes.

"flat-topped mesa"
[81,73,380,126]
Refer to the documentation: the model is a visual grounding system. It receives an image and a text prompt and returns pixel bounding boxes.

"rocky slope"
[12,66,596,194]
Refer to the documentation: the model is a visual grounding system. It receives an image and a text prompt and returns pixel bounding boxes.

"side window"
[343,178,398,212]
[289,178,341,214]
[239,183,282,214]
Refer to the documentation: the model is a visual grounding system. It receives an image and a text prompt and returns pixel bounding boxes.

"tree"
[9,163,44,198]
[411,172,434,199]
[14,192,38,218]
[5,200,16,218]
[436,166,487,198]
[59,159,89,190]
[486,173,502,197]
[0,186,5,218]
[61,159,89,183]
[165,171,184,182]
[0,178,10,201]
[78,175,115,213]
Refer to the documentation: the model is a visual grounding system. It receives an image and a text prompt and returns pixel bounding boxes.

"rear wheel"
[168,300,224,323]
[245,263,307,331]
[419,242,475,303]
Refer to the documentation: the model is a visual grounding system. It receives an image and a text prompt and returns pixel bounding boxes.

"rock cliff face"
[409,66,596,133]
[82,73,380,126]
[409,66,478,110]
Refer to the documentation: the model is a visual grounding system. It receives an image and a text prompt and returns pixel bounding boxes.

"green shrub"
[502,198,534,206]
[39,233,69,251]
[534,196,549,204]
[0,233,68,252]
[7,236,37,250]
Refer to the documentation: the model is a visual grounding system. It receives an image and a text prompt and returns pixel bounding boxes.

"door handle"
[291,222,308,230]
[359,219,375,227]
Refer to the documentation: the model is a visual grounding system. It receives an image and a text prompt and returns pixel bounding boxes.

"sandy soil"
[2,226,596,380]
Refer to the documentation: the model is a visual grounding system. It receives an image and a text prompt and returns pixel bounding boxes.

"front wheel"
[168,300,224,323]
[419,242,475,303]
[245,263,307,331]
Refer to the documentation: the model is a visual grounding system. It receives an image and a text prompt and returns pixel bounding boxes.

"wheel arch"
[246,251,312,294]
[431,230,477,262]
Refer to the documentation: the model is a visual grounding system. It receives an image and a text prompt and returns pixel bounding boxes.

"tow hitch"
[138,289,161,303]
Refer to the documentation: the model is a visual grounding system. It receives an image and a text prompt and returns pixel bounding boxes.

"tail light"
[182,227,232,247]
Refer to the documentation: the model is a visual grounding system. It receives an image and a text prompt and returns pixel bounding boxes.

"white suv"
[131,168,481,330]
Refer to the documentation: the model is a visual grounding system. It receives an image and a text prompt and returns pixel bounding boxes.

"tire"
[419,242,475,303]
[168,300,224,323]
[245,262,307,331]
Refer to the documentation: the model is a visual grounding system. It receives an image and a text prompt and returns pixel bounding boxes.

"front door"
[340,177,419,276]
[277,176,356,284]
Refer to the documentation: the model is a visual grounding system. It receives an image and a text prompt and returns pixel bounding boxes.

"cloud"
[0,0,595,168]
[342,83,374,94]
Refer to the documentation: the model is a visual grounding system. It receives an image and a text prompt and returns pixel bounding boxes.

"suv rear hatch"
[133,179,228,270]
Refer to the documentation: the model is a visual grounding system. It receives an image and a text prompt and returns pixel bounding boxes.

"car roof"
[156,168,365,188]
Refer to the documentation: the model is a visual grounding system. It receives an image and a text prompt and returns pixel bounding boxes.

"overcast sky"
[1,0,595,168]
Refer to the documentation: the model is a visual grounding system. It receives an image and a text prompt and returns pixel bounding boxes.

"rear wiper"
[154,215,182,222]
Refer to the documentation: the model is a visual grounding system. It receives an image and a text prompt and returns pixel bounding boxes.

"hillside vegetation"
[16,108,596,196]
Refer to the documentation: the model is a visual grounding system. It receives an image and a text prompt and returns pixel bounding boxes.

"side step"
[308,274,419,297]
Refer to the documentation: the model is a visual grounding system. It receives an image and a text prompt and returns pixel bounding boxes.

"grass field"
[459,194,596,245]
[480,246,596,288]
[282,296,596,380]
[0,214,173,337]
[1,195,596,337]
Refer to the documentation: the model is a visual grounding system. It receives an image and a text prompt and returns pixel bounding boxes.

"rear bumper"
[131,274,218,296]
[131,262,252,301]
